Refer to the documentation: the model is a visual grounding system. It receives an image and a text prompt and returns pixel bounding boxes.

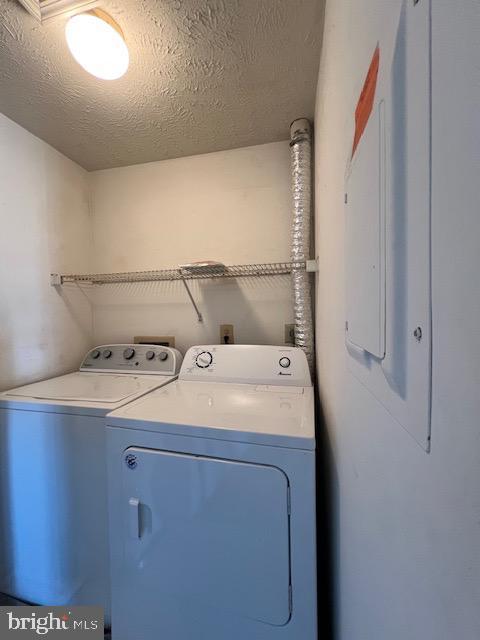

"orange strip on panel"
[352,45,380,158]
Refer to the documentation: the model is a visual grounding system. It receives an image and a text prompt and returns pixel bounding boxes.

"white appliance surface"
[0,344,182,619]
[108,343,314,448]
[106,345,317,640]
[2,371,172,406]
[0,344,182,416]
[109,380,315,449]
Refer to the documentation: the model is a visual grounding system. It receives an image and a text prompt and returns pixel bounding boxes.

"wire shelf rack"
[51,261,307,285]
[50,260,315,323]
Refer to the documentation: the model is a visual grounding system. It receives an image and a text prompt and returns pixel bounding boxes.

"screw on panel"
[125,454,138,469]
[413,327,423,342]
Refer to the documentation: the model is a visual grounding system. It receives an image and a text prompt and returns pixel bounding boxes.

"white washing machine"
[0,343,182,618]
[106,344,317,640]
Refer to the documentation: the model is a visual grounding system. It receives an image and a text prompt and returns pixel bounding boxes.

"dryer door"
[120,447,291,633]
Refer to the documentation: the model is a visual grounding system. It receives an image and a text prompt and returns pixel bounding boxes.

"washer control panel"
[180,345,311,387]
[80,345,183,375]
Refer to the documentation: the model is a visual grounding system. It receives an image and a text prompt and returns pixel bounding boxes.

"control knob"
[145,351,155,361]
[123,348,136,360]
[91,350,100,359]
[279,357,291,369]
[102,349,112,359]
[195,351,213,368]
[158,351,168,361]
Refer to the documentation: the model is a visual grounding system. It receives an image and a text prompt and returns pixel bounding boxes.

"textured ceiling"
[0,0,324,170]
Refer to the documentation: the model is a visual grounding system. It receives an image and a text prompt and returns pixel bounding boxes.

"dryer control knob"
[158,351,168,361]
[103,349,112,359]
[91,350,101,359]
[145,351,155,361]
[196,351,213,368]
[123,348,136,360]
[279,357,291,368]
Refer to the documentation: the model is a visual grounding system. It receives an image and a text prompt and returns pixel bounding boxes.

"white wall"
[315,2,480,639]
[0,114,93,391]
[89,142,293,353]
[0,131,294,388]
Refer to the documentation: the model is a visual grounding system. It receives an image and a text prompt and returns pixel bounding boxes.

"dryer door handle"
[128,498,141,539]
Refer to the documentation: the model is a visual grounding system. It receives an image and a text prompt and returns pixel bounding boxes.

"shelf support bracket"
[179,276,203,322]
[50,273,63,286]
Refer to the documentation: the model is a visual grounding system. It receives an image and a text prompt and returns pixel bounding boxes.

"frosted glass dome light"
[65,10,129,80]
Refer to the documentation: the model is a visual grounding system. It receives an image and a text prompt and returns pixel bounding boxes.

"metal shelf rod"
[180,276,204,323]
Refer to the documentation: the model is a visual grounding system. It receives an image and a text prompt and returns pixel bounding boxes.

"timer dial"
[195,351,213,368]
[123,348,136,360]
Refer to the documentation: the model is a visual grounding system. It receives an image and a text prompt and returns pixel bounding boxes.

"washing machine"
[0,343,182,618]
[106,344,317,640]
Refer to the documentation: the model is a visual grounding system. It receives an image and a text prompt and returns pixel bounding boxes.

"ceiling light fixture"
[65,9,129,80]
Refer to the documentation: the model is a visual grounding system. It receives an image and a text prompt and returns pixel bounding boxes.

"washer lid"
[107,380,315,449]
[4,372,165,404]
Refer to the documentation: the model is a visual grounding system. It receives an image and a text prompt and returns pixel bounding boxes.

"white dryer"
[106,344,317,640]
[0,344,182,617]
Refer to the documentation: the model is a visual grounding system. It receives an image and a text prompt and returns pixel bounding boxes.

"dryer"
[0,344,182,617]
[106,344,316,640]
